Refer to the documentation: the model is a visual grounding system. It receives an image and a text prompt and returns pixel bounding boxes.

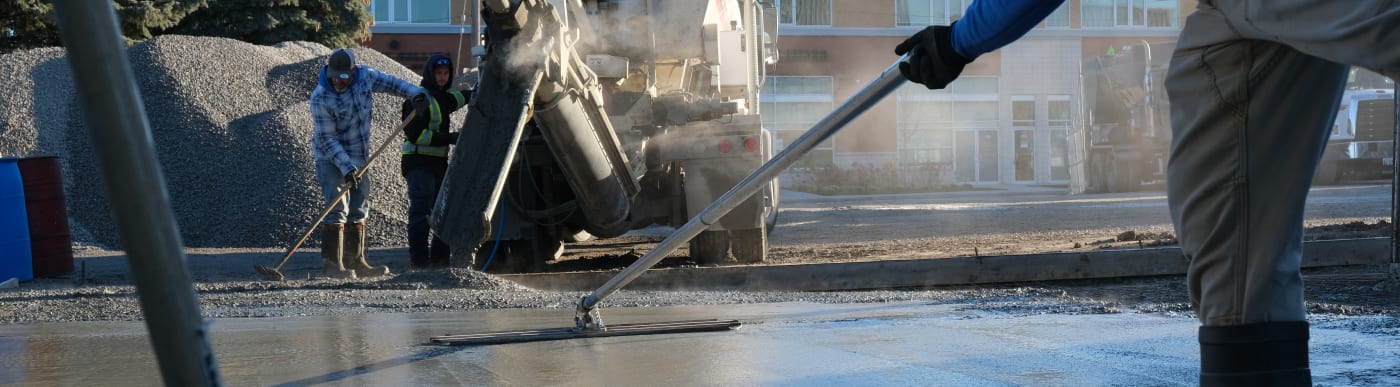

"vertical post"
[1392,82,1399,279]
[49,2,221,386]
[473,0,482,66]
[645,0,657,88]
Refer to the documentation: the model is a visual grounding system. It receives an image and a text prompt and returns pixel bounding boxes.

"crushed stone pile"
[0,35,466,249]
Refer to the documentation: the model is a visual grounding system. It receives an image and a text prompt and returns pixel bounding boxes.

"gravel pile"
[0,35,465,249]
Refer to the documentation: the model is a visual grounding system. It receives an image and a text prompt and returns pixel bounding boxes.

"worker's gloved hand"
[343,168,361,190]
[446,131,460,145]
[411,91,430,115]
[894,23,972,90]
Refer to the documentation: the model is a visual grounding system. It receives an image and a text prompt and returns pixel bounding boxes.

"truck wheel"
[1087,152,1110,194]
[731,225,767,264]
[1107,161,1139,193]
[485,238,561,273]
[691,230,729,265]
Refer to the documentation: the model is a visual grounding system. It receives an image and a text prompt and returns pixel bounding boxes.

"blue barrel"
[0,158,32,282]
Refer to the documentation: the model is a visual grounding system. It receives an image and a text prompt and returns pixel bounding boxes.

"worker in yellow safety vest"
[400,53,472,269]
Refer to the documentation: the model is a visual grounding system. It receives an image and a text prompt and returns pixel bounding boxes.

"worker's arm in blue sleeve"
[952,0,1065,59]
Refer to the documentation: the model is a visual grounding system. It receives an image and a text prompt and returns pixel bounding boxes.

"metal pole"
[1392,81,1399,279]
[50,2,221,386]
[473,0,482,66]
[580,57,909,311]
[646,0,657,88]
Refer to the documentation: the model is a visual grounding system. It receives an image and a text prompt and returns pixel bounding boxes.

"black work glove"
[446,131,460,145]
[894,23,972,90]
[343,167,361,190]
[411,91,430,115]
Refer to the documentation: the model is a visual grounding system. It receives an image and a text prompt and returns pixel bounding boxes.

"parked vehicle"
[1072,42,1394,194]
[1315,88,1396,184]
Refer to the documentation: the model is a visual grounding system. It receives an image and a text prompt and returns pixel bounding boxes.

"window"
[371,0,453,24]
[1012,96,1035,127]
[1044,2,1070,28]
[896,0,974,27]
[778,0,831,26]
[1049,96,1072,180]
[895,76,998,165]
[1048,98,1072,128]
[1082,0,1177,28]
[762,76,835,166]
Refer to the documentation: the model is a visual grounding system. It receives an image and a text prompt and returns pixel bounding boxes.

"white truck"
[1315,88,1396,184]
[431,0,781,272]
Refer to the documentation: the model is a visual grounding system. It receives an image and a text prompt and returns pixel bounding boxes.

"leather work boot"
[344,222,390,278]
[321,223,356,279]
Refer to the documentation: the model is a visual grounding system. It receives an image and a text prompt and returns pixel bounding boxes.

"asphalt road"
[770,183,1391,247]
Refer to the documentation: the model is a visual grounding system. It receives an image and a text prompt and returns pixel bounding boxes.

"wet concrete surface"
[2,301,1397,386]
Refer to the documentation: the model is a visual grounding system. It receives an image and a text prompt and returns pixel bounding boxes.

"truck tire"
[731,224,767,264]
[493,238,561,273]
[1087,151,1110,194]
[691,230,729,265]
[1107,161,1139,193]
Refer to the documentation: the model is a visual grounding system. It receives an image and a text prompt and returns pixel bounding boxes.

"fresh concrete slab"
[2,302,1396,386]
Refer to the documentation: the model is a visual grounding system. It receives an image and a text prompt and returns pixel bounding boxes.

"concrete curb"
[502,238,1391,292]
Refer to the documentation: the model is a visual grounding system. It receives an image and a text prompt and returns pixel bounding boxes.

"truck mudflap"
[430,70,542,268]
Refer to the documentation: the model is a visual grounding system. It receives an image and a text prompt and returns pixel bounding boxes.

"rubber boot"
[344,221,390,278]
[408,222,432,270]
[321,223,356,279]
[1199,321,1312,387]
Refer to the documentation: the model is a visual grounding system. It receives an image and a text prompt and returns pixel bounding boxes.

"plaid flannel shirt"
[310,65,423,176]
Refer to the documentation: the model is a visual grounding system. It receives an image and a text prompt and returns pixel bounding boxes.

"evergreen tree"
[0,0,371,54]
[169,0,370,48]
[114,0,207,41]
[0,0,59,53]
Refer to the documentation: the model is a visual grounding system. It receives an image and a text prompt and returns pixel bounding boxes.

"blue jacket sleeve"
[952,0,1066,59]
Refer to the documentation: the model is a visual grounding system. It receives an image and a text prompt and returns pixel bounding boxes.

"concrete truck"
[1071,42,1394,194]
[430,0,781,272]
[1071,41,1174,194]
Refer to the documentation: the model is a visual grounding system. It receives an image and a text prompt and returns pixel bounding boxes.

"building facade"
[767,0,1192,185]
[362,0,482,73]
[363,0,1195,185]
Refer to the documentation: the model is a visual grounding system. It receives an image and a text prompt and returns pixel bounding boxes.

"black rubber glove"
[411,91,430,115]
[445,131,460,145]
[343,167,361,190]
[894,23,972,90]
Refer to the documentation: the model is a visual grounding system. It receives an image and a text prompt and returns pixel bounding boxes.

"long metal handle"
[50,2,220,386]
[580,57,910,311]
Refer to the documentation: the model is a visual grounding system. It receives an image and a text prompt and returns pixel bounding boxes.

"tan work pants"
[1167,0,1400,326]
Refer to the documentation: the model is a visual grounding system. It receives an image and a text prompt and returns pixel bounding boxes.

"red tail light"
[718,139,733,154]
[743,137,758,152]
